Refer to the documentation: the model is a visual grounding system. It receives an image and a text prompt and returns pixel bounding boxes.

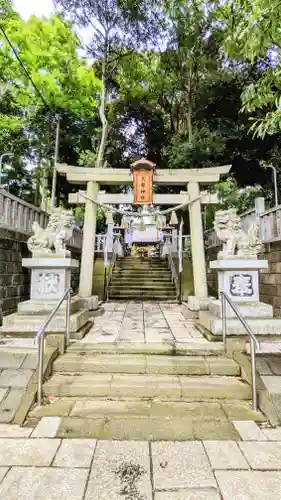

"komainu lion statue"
[27,210,75,257]
[214,208,261,259]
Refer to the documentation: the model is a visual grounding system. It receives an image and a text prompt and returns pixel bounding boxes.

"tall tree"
[0,7,101,199]
[218,0,281,137]
[54,0,165,168]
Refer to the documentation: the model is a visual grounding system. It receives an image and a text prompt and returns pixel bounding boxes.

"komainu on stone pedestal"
[27,209,74,257]
[214,208,261,259]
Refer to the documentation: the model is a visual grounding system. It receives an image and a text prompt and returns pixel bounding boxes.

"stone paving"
[83,301,206,345]
[0,344,37,423]
[1,301,281,496]
[0,419,280,498]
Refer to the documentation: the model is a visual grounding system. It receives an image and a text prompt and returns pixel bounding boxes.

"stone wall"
[205,240,281,318]
[259,240,281,318]
[69,247,81,295]
[92,258,105,300]
[0,229,30,325]
[206,245,219,299]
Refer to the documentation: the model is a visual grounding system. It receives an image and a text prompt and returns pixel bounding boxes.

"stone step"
[112,281,173,286]
[116,262,168,265]
[44,373,251,400]
[30,399,265,440]
[117,260,168,263]
[108,294,176,300]
[17,296,84,316]
[67,342,225,356]
[50,416,243,440]
[114,267,170,272]
[109,288,175,293]
[114,268,171,273]
[209,300,273,319]
[109,285,175,290]
[2,309,89,334]
[111,282,173,288]
[200,311,281,337]
[113,271,172,276]
[32,398,264,422]
[246,340,281,354]
[53,353,240,376]
[112,273,172,282]
[118,258,164,261]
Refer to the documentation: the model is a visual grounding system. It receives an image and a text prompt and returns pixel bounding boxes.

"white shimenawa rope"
[78,190,202,217]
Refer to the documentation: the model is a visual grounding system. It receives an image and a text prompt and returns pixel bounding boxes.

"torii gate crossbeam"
[57,163,231,310]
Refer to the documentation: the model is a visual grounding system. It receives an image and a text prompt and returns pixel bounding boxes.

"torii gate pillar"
[79,181,99,299]
[188,181,208,310]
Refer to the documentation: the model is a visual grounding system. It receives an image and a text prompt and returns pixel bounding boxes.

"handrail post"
[220,291,259,412]
[178,272,182,304]
[65,290,71,347]
[221,292,227,352]
[250,337,258,412]
[35,287,72,406]
[37,333,45,406]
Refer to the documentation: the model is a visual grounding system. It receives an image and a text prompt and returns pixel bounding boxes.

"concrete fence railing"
[205,197,281,248]
[259,205,281,243]
[0,189,49,233]
[0,189,83,250]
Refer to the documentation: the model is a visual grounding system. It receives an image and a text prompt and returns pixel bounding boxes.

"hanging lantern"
[139,217,146,231]
[121,215,129,229]
[156,214,163,230]
[169,210,178,226]
[106,211,114,224]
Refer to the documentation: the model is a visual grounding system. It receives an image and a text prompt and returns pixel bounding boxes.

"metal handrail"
[220,291,260,411]
[35,287,72,406]
[105,248,117,301]
[104,234,120,301]
[167,245,180,302]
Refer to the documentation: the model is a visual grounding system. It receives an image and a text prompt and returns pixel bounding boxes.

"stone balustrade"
[0,190,49,234]
[204,200,281,318]
[205,199,281,248]
[0,189,82,249]
[259,205,281,243]
[0,190,83,325]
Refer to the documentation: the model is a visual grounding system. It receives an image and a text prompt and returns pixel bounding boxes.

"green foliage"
[0,7,101,200]
[166,123,226,169]
[78,150,98,167]
[54,0,165,167]
[219,0,281,137]
[216,178,263,213]
[1,13,100,114]
[1,0,281,210]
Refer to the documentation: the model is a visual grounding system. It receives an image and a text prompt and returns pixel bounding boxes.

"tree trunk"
[187,65,193,143]
[96,61,108,168]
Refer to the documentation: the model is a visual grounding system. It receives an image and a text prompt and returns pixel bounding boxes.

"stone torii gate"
[57,162,230,309]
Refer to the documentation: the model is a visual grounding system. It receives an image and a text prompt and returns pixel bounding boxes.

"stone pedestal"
[199,258,281,338]
[187,296,213,312]
[22,257,78,301]
[0,257,91,339]
[210,259,268,303]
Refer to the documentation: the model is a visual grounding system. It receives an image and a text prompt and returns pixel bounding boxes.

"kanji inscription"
[229,273,254,298]
[133,169,153,205]
[36,272,60,295]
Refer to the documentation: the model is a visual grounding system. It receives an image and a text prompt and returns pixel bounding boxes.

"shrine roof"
[57,164,231,185]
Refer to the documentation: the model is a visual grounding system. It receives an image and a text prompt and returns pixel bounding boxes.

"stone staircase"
[108,257,176,300]
[30,343,266,440]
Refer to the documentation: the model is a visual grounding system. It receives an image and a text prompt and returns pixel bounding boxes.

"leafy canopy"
[0,12,101,115]
[0,8,101,198]
[220,0,281,137]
